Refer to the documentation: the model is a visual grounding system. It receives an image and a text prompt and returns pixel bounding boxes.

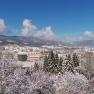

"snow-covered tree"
[72,53,79,67]
[33,62,40,72]
[0,54,92,94]
[64,54,74,73]
[43,51,63,74]
[52,72,89,94]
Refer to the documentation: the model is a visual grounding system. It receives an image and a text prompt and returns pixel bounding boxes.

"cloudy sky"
[0,0,94,42]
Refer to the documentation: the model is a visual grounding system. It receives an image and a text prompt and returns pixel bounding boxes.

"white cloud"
[62,35,83,42]
[84,31,93,37]
[21,19,58,40]
[1,18,94,42]
[0,19,6,32]
[62,31,94,42]
[21,19,94,42]
[21,19,37,36]
[22,19,94,42]
[35,26,57,40]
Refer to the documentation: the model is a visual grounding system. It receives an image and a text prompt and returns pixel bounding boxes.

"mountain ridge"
[0,35,62,47]
[0,35,94,47]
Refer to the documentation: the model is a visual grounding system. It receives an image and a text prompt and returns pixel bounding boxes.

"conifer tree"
[48,50,54,60]
[58,57,63,73]
[43,50,55,73]
[43,55,48,72]
[33,62,39,72]
[64,54,74,73]
[72,53,79,67]
[52,53,59,73]
[43,50,63,74]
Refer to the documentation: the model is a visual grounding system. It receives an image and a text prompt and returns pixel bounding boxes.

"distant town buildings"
[0,44,94,68]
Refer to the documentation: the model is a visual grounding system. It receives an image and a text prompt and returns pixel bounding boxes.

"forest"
[0,51,94,94]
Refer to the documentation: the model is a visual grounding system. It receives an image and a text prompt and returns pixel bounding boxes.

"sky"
[0,0,94,42]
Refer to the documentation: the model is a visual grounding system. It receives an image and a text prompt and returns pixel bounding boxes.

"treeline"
[43,50,79,74]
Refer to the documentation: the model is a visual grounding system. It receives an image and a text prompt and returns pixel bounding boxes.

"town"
[0,44,94,71]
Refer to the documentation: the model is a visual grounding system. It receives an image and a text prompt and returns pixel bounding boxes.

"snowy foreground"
[0,60,94,94]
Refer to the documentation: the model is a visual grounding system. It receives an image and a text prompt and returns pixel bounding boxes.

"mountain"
[0,35,94,47]
[0,35,62,47]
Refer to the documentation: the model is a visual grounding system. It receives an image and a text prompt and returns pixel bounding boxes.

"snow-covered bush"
[30,71,89,94]
[30,71,56,94]
[0,60,90,94]
[53,72,89,94]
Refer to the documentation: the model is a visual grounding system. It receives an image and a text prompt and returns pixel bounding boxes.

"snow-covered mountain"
[0,35,94,47]
[0,35,62,46]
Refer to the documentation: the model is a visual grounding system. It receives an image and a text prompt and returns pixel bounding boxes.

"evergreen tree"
[48,50,54,60]
[51,53,59,73]
[72,53,79,67]
[43,55,48,72]
[33,62,39,72]
[43,50,63,74]
[64,54,74,73]
[47,50,55,73]
[58,57,63,73]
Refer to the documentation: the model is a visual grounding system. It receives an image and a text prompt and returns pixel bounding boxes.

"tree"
[43,55,49,72]
[64,54,74,73]
[33,62,39,72]
[72,53,79,67]
[51,53,59,73]
[47,50,54,73]
[58,57,63,73]
[43,51,63,74]
[48,50,54,60]
[43,50,55,73]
